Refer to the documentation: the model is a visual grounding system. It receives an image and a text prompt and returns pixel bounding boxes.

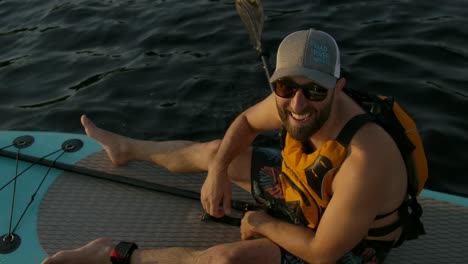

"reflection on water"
[0,0,467,197]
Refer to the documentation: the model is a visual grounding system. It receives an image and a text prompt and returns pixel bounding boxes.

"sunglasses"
[273,78,328,101]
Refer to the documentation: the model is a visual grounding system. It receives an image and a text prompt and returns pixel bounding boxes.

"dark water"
[1,0,467,197]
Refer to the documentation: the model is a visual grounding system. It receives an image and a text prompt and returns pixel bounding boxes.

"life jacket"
[279,88,428,245]
[344,87,428,246]
[279,114,398,233]
[279,132,346,229]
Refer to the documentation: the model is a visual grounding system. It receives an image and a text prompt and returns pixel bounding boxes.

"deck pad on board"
[1,131,468,263]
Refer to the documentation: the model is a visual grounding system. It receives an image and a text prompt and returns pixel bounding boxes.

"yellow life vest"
[279,88,428,244]
[279,114,372,229]
[280,135,346,229]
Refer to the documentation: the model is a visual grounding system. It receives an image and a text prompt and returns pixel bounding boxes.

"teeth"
[291,112,311,120]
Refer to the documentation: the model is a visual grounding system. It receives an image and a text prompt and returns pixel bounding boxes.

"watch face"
[110,242,138,264]
[110,248,125,263]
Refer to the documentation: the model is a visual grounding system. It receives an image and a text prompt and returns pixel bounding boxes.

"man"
[42,29,407,264]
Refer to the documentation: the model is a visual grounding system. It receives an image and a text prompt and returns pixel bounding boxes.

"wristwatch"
[110,241,139,264]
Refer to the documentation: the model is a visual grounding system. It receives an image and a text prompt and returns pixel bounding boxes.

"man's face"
[275,76,334,141]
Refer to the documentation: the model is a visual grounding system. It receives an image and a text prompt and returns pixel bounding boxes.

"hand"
[240,211,271,240]
[200,163,232,218]
[41,238,113,264]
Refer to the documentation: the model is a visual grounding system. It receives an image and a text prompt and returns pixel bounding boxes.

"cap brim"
[270,66,337,89]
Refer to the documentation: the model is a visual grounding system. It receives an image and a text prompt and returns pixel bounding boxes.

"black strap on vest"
[336,114,374,147]
[393,197,426,247]
[374,207,399,220]
[367,219,402,237]
[337,114,407,239]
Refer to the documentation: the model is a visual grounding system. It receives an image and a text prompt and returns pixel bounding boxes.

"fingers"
[240,224,256,240]
[201,187,223,218]
[201,193,225,218]
[202,183,233,218]
[201,165,233,218]
[241,231,257,240]
[209,197,224,218]
[240,211,258,240]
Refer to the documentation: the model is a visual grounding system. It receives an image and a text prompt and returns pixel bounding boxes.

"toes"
[80,115,88,127]
[41,251,67,264]
[81,115,95,130]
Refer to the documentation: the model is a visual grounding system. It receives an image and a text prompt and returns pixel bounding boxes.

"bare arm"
[201,93,282,217]
[242,124,404,263]
[212,93,282,167]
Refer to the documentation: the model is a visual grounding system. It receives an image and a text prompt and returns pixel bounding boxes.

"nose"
[289,89,309,113]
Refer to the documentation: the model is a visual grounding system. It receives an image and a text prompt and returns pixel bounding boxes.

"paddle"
[0,147,258,227]
[1,3,274,230]
[235,0,274,91]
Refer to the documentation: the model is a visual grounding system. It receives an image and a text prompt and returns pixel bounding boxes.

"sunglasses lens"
[274,78,328,101]
[302,84,328,101]
[274,79,296,98]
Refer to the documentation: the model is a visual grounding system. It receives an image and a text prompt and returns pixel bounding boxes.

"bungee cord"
[1,144,66,239]
[0,134,260,246]
[0,149,63,192]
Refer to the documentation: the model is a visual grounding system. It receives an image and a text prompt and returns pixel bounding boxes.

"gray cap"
[270,29,340,89]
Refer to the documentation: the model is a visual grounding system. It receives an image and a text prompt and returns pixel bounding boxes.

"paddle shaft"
[0,149,258,225]
[260,55,274,91]
[236,0,274,91]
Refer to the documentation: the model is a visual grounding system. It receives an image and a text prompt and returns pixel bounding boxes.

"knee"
[196,244,241,264]
[204,139,222,161]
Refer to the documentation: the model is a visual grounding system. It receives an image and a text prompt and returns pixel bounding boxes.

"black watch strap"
[110,241,138,264]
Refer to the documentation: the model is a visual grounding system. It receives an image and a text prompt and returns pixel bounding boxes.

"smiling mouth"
[290,112,311,121]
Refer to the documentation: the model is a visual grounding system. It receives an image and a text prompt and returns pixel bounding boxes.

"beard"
[277,98,333,142]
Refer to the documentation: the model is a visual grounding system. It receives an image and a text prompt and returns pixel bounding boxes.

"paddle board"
[0,130,467,264]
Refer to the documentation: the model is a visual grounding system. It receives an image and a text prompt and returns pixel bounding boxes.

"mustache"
[285,107,316,116]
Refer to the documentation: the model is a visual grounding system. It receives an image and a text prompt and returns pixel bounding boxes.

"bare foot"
[41,238,114,264]
[81,115,133,165]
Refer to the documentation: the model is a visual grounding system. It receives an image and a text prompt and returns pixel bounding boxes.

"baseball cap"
[269,29,340,89]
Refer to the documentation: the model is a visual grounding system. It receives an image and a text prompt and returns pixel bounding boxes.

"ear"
[335,78,346,92]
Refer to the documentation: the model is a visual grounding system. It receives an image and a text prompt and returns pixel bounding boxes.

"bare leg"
[81,115,253,191]
[192,238,281,264]
[81,115,219,172]
[41,238,113,264]
[41,237,281,264]
[41,238,197,264]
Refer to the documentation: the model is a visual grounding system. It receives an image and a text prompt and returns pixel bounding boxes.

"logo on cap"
[312,41,330,66]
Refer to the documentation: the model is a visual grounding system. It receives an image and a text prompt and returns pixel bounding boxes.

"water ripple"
[0,55,29,69]
[0,0,467,196]
[17,95,70,109]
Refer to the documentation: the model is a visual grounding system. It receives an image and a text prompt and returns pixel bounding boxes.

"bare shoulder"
[314,121,407,253]
[244,93,282,131]
[333,121,407,211]
[352,122,404,169]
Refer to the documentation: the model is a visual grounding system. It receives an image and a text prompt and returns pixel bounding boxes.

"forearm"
[203,94,281,216]
[256,219,318,261]
[213,114,260,167]
[213,94,281,169]
[246,213,335,264]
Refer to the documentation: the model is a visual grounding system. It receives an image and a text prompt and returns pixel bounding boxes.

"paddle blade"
[235,0,264,54]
